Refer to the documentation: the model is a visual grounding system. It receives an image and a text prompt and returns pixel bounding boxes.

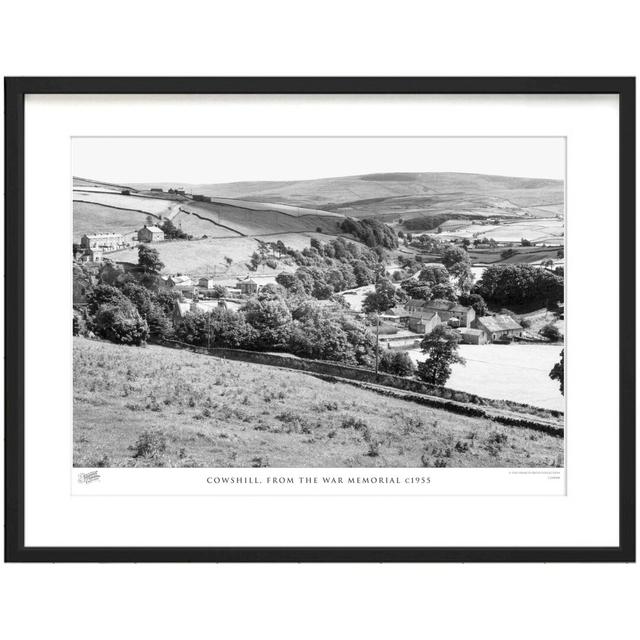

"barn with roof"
[406,298,475,327]
[137,225,165,243]
[474,314,523,342]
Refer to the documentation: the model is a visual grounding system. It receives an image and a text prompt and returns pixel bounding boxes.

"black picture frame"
[4,77,636,563]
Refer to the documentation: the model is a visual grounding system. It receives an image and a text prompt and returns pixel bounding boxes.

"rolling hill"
[129,171,564,210]
[126,172,564,233]
[74,172,563,273]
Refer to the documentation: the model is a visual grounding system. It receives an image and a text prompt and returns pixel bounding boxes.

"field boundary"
[157,339,564,434]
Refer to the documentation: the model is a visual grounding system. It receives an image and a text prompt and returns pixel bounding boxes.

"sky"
[72,137,565,185]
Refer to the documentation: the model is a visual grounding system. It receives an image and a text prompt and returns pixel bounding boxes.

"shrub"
[93,300,149,346]
[378,350,416,377]
[131,429,167,459]
[540,323,562,342]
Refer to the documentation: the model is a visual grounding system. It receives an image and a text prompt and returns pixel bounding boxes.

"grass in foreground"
[73,338,564,469]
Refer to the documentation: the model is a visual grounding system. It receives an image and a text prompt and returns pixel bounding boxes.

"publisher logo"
[78,470,101,484]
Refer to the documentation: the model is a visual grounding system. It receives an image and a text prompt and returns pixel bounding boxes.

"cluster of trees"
[399,266,457,303]
[362,278,407,313]
[339,217,398,249]
[78,246,177,346]
[276,238,384,299]
[161,219,190,240]
[175,287,378,368]
[378,350,415,377]
[476,264,564,306]
[86,280,175,346]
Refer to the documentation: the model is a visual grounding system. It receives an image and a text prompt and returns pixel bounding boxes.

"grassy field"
[111,233,328,277]
[408,344,565,411]
[73,201,150,242]
[74,191,179,215]
[73,338,564,469]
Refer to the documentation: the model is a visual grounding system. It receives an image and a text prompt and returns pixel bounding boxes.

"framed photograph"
[4,77,635,562]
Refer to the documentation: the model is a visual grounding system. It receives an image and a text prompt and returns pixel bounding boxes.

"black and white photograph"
[72,136,565,470]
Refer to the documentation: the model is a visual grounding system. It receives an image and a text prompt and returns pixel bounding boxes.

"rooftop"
[476,314,523,332]
[141,225,164,233]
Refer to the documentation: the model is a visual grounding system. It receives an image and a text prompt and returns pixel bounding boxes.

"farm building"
[238,278,258,295]
[474,315,523,342]
[406,299,475,327]
[137,225,165,243]
[380,307,411,324]
[172,298,233,325]
[80,232,125,251]
[407,311,441,334]
[198,277,216,289]
[458,328,487,345]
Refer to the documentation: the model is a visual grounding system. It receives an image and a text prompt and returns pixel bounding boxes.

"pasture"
[73,201,151,242]
[443,218,564,244]
[73,191,179,216]
[73,338,564,468]
[408,344,565,411]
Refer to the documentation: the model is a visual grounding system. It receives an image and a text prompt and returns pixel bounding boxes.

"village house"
[137,225,165,243]
[198,277,216,289]
[379,306,411,324]
[406,299,476,327]
[80,232,125,252]
[474,314,523,342]
[407,311,441,334]
[237,278,258,295]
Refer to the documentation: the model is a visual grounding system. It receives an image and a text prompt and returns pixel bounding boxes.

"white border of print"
[24,94,618,548]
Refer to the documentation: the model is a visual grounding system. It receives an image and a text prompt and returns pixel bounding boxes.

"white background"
[1,1,638,639]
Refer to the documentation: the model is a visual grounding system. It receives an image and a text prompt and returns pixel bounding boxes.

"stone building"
[474,314,523,342]
[137,225,165,243]
[80,232,125,251]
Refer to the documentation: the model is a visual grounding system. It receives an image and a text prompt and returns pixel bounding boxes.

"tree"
[362,279,399,314]
[540,323,562,342]
[521,238,533,247]
[476,264,563,306]
[417,265,450,286]
[458,293,488,317]
[416,325,465,386]
[442,245,470,270]
[138,245,164,274]
[290,311,350,362]
[161,218,188,240]
[86,284,127,315]
[401,281,432,301]
[276,272,305,295]
[93,299,149,346]
[549,349,564,395]
[243,298,293,350]
[175,308,255,349]
[448,260,474,293]
[430,283,457,302]
[379,350,416,377]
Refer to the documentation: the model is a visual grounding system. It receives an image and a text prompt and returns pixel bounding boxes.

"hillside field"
[73,338,564,469]
[110,232,334,277]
